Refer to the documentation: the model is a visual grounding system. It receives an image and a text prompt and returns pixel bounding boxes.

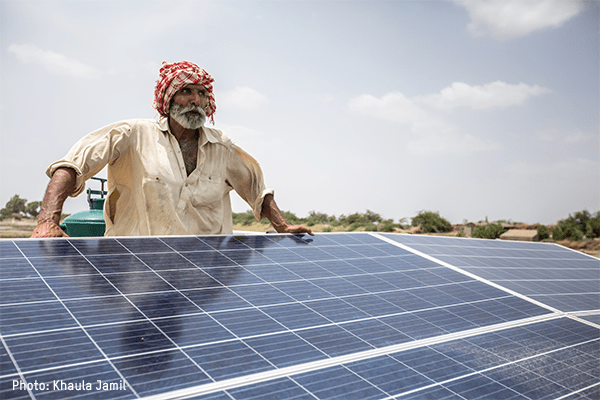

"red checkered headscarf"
[153,61,216,124]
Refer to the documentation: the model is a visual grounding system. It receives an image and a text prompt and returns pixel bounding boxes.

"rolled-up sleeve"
[226,144,274,221]
[46,121,131,197]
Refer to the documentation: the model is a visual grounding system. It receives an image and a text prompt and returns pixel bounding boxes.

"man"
[31,61,313,238]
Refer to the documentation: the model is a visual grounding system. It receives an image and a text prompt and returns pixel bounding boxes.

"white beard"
[170,104,206,129]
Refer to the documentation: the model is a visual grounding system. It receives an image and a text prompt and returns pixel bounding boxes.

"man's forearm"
[260,194,314,235]
[260,194,289,232]
[37,167,77,225]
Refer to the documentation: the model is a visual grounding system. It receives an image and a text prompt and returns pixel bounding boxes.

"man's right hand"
[30,221,69,238]
[30,167,77,239]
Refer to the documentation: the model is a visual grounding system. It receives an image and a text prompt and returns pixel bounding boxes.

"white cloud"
[348,92,428,124]
[8,44,101,79]
[216,86,269,110]
[349,81,550,125]
[347,80,547,155]
[417,81,551,110]
[456,0,585,40]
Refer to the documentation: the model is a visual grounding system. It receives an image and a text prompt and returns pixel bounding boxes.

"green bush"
[337,210,384,231]
[570,210,591,233]
[348,222,361,232]
[339,210,381,226]
[378,219,397,232]
[586,211,600,239]
[305,211,335,227]
[551,211,596,241]
[364,224,378,232]
[281,210,304,225]
[552,223,584,241]
[232,211,259,226]
[472,223,506,239]
[411,211,452,233]
[536,225,550,241]
[0,213,23,221]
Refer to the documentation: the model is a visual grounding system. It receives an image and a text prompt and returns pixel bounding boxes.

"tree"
[411,211,452,233]
[1,195,27,218]
[364,210,383,224]
[232,210,256,226]
[472,223,506,239]
[25,201,41,218]
[378,219,397,232]
[281,211,303,225]
[536,225,550,241]
[585,211,600,239]
[306,211,334,226]
[569,210,591,234]
[552,215,584,241]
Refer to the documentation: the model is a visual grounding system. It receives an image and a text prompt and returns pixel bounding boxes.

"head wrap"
[153,61,217,124]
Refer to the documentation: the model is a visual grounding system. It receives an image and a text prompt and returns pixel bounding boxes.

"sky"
[1,0,598,225]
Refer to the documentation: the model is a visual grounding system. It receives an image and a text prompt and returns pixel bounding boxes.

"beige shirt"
[47,119,273,236]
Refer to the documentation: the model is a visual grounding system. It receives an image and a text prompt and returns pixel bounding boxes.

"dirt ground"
[2,218,599,258]
[0,218,37,238]
[554,239,600,258]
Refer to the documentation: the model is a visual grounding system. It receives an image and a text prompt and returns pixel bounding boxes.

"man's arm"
[260,194,314,236]
[31,167,77,238]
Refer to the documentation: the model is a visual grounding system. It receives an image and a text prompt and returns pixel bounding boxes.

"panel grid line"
[0,334,35,400]
[387,336,600,400]
[139,313,565,400]
[555,382,600,400]
[69,237,218,388]
[372,233,567,315]
[120,236,283,383]
[153,236,331,377]
[4,241,141,399]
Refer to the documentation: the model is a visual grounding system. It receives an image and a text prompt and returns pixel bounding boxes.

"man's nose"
[191,94,201,106]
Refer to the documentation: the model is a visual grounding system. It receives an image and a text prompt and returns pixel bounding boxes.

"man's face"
[170,84,209,130]
[172,84,209,109]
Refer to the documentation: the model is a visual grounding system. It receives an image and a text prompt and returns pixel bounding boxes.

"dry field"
[0,218,37,238]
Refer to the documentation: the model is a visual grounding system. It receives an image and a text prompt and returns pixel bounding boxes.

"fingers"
[286,225,314,236]
[30,221,69,238]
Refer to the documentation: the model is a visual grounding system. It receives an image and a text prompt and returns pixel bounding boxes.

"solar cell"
[1,232,598,399]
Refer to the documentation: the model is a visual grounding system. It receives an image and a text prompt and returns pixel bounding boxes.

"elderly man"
[31,61,313,238]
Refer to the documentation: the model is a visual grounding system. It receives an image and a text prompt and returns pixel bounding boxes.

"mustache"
[171,104,206,116]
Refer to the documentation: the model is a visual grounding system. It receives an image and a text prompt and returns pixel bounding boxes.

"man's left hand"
[276,224,314,236]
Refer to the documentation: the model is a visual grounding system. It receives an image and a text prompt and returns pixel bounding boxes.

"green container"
[60,177,107,237]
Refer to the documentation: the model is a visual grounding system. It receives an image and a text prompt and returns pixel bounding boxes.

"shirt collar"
[202,127,220,144]
[158,118,170,133]
[158,118,219,144]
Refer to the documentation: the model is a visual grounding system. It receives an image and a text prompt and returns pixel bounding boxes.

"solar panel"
[381,233,600,316]
[0,233,598,399]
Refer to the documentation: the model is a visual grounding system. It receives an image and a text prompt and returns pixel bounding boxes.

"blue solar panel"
[382,233,600,315]
[1,233,598,399]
